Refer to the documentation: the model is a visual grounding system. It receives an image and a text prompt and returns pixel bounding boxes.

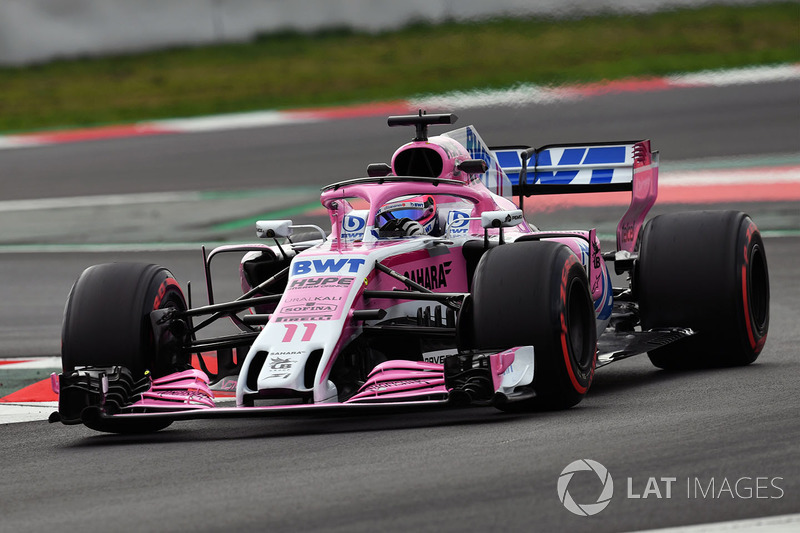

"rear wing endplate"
[493,141,659,253]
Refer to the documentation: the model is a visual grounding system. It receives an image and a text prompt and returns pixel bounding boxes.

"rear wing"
[493,141,659,253]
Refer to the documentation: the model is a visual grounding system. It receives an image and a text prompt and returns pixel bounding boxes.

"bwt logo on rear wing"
[493,141,659,253]
[494,141,650,193]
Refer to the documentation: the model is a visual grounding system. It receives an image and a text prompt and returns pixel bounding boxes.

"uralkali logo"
[557,459,614,516]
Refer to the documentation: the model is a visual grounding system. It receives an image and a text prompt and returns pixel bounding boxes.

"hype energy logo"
[557,459,614,516]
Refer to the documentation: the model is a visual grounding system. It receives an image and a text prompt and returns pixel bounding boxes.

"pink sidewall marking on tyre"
[741,221,768,353]
[559,254,590,395]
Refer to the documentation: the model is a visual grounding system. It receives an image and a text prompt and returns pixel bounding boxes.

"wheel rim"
[567,277,594,372]
[749,244,768,331]
[146,285,188,376]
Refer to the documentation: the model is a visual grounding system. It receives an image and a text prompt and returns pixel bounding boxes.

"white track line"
[631,512,800,532]
[0,137,46,149]
[413,84,573,109]
[152,110,319,133]
[0,357,61,369]
[0,402,59,424]
[659,166,800,187]
[668,64,800,87]
[0,192,199,213]
[413,64,800,110]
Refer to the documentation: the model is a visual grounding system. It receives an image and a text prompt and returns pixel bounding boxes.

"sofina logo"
[557,459,614,516]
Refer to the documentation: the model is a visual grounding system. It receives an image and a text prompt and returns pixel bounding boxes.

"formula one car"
[52,112,770,433]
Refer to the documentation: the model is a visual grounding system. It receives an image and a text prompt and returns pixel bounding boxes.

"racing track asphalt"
[0,80,798,532]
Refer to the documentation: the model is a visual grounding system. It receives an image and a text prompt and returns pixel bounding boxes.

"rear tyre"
[465,241,597,410]
[62,263,188,433]
[638,211,769,369]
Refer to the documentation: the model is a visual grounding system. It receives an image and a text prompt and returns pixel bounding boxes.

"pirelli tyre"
[467,241,597,410]
[62,262,189,379]
[637,211,769,369]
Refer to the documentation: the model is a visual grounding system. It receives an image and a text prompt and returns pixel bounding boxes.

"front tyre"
[465,241,597,410]
[638,211,769,369]
[62,262,189,379]
[61,263,189,433]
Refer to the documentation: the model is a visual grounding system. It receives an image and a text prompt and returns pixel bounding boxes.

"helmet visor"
[376,196,436,226]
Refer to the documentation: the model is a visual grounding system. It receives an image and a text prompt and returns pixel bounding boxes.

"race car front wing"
[50,346,536,431]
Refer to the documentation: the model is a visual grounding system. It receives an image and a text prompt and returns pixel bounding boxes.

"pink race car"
[53,112,769,433]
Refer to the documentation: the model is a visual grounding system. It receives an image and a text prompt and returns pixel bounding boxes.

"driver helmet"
[376,195,440,235]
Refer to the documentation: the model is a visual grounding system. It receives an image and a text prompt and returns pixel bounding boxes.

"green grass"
[0,2,798,133]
